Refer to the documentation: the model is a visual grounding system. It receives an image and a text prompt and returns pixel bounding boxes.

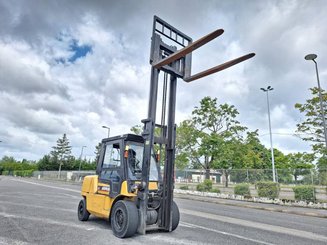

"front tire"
[171,200,180,231]
[111,200,139,238]
[78,198,90,221]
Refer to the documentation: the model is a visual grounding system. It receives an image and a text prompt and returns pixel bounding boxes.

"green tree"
[177,97,247,182]
[286,152,314,182]
[130,125,143,135]
[175,120,198,169]
[37,155,57,170]
[94,142,101,163]
[0,156,37,175]
[317,155,327,185]
[213,137,247,187]
[295,87,326,184]
[273,148,292,183]
[295,87,327,155]
[243,130,271,169]
[50,134,72,176]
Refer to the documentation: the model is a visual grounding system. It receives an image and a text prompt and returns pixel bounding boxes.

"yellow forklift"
[77,16,254,238]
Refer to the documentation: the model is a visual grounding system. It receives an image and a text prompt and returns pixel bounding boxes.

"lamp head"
[305,54,317,61]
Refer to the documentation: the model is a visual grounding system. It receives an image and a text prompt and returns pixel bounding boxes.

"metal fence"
[33,170,96,181]
[2,168,327,186]
[1,170,96,182]
[175,168,327,186]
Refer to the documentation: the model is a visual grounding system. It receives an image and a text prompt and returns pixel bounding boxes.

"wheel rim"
[114,208,124,231]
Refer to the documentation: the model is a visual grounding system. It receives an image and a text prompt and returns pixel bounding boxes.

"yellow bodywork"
[81,175,157,219]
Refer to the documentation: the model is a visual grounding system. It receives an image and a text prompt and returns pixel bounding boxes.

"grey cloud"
[0,46,70,98]
[1,0,326,160]
[0,94,72,135]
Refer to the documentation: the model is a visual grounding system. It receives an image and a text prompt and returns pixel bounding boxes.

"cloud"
[0,40,69,97]
[1,0,325,160]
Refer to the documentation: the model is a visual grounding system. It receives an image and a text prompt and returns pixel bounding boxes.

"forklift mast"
[137,16,255,234]
[138,16,191,233]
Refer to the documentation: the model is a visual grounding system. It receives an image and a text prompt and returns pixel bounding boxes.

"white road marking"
[144,234,211,245]
[179,222,194,228]
[0,191,79,200]
[0,212,104,231]
[0,200,75,213]
[0,236,30,245]
[181,209,327,243]
[9,179,80,193]
[180,222,274,245]
[62,193,81,199]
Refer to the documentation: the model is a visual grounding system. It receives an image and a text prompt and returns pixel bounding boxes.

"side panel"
[81,175,98,195]
[81,175,111,219]
[88,194,109,218]
[82,178,136,219]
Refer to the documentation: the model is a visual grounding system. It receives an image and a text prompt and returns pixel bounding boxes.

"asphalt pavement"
[1,176,327,245]
[175,193,327,218]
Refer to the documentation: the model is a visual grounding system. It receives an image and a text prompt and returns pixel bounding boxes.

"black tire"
[111,200,139,238]
[171,200,180,231]
[77,198,90,221]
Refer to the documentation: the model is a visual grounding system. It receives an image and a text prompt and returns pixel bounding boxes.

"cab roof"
[101,134,144,144]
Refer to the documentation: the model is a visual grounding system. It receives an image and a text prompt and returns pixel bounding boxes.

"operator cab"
[96,134,160,197]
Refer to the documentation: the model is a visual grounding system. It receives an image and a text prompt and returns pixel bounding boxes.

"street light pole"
[78,146,86,181]
[261,86,276,182]
[102,125,110,138]
[305,54,327,149]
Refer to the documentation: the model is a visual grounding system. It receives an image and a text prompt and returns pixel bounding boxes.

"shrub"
[234,183,251,198]
[180,185,189,190]
[13,170,34,177]
[293,185,315,202]
[210,188,220,193]
[256,181,279,199]
[196,179,213,192]
[203,179,213,190]
[196,183,206,192]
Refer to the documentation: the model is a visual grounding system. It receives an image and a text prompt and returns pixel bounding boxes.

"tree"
[176,96,247,183]
[37,155,57,170]
[175,120,199,169]
[212,137,247,187]
[130,125,143,135]
[295,87,327,184]
[229,130,270,183]
[286,152,314,182]
[243,130,270,169]
[50,134,72,176]
[295,87,327,155]
[273,148,291,183]
[94,142,101,163]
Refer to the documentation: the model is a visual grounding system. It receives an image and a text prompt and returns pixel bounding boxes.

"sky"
[0,0,326,161]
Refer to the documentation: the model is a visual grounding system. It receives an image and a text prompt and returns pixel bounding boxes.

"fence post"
[311,169,314,185]
[246,169,249,183]
[275,169,279,183]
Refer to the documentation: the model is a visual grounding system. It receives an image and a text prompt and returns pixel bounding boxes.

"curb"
[175,193,327,219]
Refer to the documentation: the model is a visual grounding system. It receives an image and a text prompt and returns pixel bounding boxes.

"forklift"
[77,16,255,238]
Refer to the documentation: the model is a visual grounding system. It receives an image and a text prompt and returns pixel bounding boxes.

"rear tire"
[171,200,180,231]
[111,200,139,238]
[78,198,90,221]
